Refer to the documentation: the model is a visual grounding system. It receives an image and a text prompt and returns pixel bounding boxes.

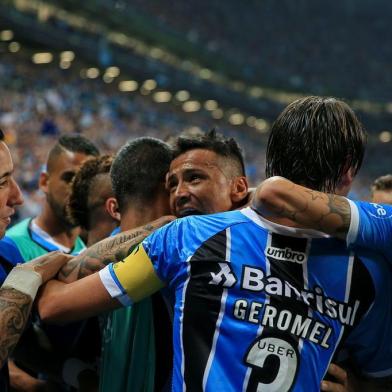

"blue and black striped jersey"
[102,207,392,391]
[348,200,392,262]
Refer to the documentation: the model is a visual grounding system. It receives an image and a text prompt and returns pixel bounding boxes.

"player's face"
[166,149,237,217]
[372,190,392,205]
[42,151,93,227]
[0,141,23,238]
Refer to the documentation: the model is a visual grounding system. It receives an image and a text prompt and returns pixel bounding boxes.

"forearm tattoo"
[58,223,159,282]
[296,189,351,236]
[0,288,32,366]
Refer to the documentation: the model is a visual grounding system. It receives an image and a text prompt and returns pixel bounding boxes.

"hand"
[321,364,352,392]
[19,252,74,284]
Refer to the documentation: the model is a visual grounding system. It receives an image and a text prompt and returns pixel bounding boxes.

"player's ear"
[106,197,121,222]
[230,176,249,204]
[337,167,354,194]
[39,171,50,193]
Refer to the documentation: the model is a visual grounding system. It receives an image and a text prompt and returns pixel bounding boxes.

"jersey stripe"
[182,230,228,391]
[202,228,232,389]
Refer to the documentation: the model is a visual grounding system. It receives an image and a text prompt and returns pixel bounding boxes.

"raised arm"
[252,177,351,240]
[58,215,175,283]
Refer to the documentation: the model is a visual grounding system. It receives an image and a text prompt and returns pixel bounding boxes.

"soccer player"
[37,98,391,391]
[67,154,118,246]
[3,134,100,390]
[371,174,392,204]
[0,130,71,390]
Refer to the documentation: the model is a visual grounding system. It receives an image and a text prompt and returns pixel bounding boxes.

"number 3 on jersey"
[245,336,299,392]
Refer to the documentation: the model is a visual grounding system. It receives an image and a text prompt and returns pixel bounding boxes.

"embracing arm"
[38,244,165,323]
[252,177,351,239]
[58,215,175,283]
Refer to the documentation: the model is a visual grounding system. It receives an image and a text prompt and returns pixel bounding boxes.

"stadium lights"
[105,66,120,78]
[143,79,157,91]
[32,53,53,64]
[149,47,164,59]
[103,74,114,83]
[379,131,391,143]
[246,116,257,127]
[249,86,264,98]
[59,60,71,69]
[60,51,75,62]
[254,118,269,133]
[86,67,100,79]
[119,80,138,92]
[153,91,172,103]
[204,100,218,111]
[0,30,13,41]
[175,90,190,102]
[8,42,20,53]
[182,101,201,112]
[211,109,224,119]
[199,68,212,79]
[229,113,245,126]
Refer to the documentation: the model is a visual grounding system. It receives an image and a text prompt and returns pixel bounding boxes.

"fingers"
[321,364,348,392]
[321,380,346,392]
[328,364,348,385]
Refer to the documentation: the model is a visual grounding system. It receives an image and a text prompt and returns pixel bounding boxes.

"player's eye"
[61,172,75,183]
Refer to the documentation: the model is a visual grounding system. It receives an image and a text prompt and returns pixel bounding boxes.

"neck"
[34,204,80,249]
[120,205,166,231]
[86,216,118,246]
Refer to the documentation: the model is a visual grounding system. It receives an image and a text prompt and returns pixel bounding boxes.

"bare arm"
[252,177,351,239]
[58,215,175,283]
[0,288,32,367]
[38,274,120,324]
[0,252,71,367]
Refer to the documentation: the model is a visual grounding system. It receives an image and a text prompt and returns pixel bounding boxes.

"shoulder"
[6,218,32,240]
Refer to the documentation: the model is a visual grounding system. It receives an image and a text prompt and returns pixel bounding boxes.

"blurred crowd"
[0,50,267,222]
[130,0,392,101]
[0,43,389,224]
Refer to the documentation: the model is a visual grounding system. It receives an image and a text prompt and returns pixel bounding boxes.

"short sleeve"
[347,200,392,262]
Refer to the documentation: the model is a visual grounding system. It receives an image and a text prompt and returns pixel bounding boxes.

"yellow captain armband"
[112,244,165,302]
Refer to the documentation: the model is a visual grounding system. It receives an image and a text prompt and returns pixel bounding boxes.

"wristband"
[2,267,42,300]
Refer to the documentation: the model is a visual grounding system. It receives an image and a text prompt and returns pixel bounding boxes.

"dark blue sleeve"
[0,237,24,284]
[347,200,392,262]
[342,253,392,377]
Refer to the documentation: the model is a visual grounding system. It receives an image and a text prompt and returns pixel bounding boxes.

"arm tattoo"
[58,224,159,282]
[0,288,32,367]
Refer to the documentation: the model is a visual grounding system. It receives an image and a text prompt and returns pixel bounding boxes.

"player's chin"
[177,208,205,218]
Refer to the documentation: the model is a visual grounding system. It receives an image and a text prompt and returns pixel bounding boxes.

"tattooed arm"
[0,288,32,367]
[252,177,351,239]
[58,215,175,283]
[0,252,71,367]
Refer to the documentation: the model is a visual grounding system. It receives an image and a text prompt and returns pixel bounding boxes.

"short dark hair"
[0,129,4,141]
[371,174,392,193]
[172,129,245,177]
[47,134,100,172]
[110,137,173,211]
[266,96,366,192]
[67,155,113,230]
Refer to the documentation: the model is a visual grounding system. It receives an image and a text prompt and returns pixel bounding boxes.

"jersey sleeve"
[347,200,392,260]
[99,220,183,306]
[342,254,392,377]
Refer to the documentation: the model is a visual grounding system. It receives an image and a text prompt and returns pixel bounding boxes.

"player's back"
[147,207,391,391]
